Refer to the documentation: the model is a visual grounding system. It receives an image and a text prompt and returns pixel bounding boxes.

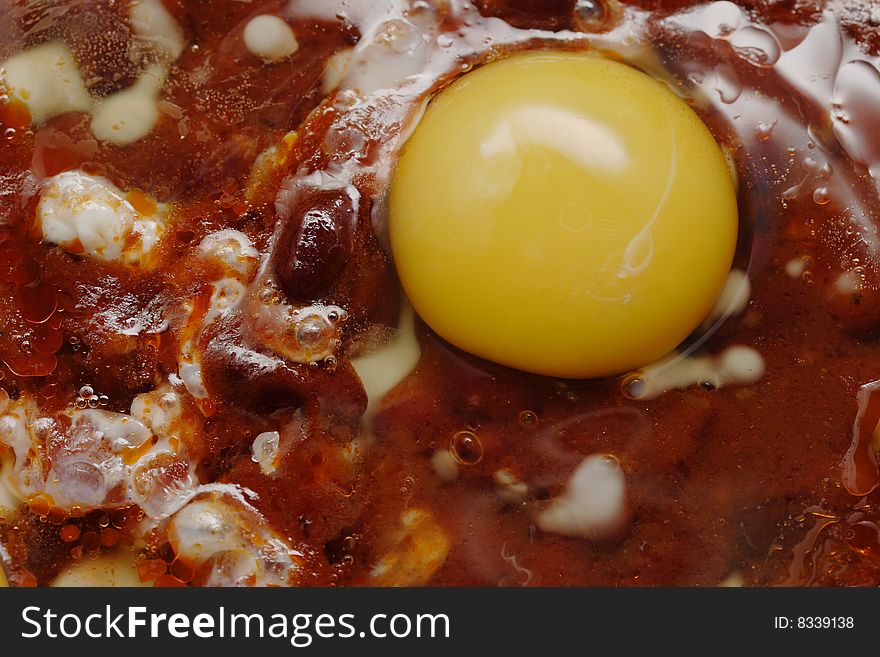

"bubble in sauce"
[59,524,80,542]
[755,120,776,142]
[622,375,648,400]
[518,410,539,428]
[450,430,483,466]
[296,316,330,350]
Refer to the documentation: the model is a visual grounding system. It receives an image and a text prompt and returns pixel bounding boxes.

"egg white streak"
[351,301,420,421]
[628,344,766,400]
[91,64,167,146]
[536,454,627,538]
[702,268,751,330]
[321,49,354,95]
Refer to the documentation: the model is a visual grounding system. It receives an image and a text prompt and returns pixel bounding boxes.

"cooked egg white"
[244,15,300,62]
[537,454,627,538]
[167,489,303,587]
[0,384,198,519]
[38,170,167,266]
[1,41,92,124]
[251,431,281,475]
[91,64,166,146]
[351,301,421,420]
[198,229,260,280]
[52,548,148,587]
[178,230,258,400]
[129,0,186,61]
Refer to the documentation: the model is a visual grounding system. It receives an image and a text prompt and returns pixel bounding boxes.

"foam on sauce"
[37,170,167,265]
[0,383,199,518]
[166,488,305,587]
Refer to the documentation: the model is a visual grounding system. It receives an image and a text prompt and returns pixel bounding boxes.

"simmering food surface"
[0,0,879,587]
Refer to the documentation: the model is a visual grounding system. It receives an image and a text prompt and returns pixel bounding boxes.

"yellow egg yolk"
[389,51,738,379]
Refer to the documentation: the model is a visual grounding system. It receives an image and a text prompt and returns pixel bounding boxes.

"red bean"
[274,187,356,302]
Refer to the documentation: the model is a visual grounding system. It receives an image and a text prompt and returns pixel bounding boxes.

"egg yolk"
[389,51,738,379]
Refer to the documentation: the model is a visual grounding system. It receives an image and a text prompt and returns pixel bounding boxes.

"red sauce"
[0,0,880,588]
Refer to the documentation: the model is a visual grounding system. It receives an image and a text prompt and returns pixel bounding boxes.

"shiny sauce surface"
[0,0,880,586]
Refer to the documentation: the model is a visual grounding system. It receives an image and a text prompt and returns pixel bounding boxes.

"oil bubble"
[622,374,647,400]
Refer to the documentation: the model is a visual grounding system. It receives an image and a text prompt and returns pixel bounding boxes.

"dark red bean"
[274,187,356,302]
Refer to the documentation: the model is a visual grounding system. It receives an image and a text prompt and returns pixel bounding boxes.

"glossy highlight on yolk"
[390,51,739,379]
